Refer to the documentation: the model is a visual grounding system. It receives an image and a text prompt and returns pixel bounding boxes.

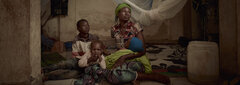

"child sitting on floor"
[76,40,106,69]
[42,19,99,80]
[74,40,106,85]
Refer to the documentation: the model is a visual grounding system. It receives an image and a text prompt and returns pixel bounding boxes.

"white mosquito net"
[114,0,187,26]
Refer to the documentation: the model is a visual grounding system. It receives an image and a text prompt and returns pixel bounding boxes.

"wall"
[43,0,185,44]
[183,0,192,39]
[191,3,202,40]
[0,0,31,84]
[30,0,42,84]
[190,0,219,41]
[42,0,116,42]
[238,0,240,75]
[0,0,41,84]
[219,0,239,78]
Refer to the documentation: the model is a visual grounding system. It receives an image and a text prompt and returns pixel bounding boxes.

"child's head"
[77,19,89,34]
[90,40,105,57]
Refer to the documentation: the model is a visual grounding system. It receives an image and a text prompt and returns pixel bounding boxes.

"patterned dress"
[110,21,152,73]
[74,61,145,85]
[111,21,143,49]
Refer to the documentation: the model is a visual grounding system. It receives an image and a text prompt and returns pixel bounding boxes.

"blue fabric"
[41,35,54,51]
[64,42,72,51]
[128,37,144,52]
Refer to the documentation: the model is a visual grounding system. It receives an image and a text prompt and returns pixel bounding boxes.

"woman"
[105,3,170,85]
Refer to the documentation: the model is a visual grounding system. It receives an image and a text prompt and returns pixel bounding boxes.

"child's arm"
[99,55,106,69]
[78,51,91,67]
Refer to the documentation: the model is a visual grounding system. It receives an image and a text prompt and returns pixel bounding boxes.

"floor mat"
[146,45,187,69]
[41,52,66,67]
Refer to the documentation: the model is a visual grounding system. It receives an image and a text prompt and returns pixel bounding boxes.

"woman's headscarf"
[115,3,131,22]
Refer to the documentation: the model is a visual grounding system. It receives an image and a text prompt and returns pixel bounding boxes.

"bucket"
[187,41,219,84]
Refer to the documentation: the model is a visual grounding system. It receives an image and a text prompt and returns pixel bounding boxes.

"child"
[43,19,99,80]
[76,40,106,69]
[72,19,99,58]
[74,40,106,85]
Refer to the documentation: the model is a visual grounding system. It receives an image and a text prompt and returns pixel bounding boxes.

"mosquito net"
[114,0,187,26]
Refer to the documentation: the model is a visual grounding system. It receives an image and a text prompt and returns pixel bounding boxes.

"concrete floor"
[44,77,195,85]
[44,45,193,85]
[42,44,239,85]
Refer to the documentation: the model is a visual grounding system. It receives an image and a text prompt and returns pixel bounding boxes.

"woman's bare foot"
[154,73,170,85]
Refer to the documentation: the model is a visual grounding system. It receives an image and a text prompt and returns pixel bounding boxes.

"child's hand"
[87,56,98,64]
[98,55,102,62]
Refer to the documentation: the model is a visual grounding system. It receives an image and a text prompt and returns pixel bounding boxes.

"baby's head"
[77,19,90,34]
[90,40,105,57]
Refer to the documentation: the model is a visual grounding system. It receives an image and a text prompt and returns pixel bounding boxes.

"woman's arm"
[78,52,89,67]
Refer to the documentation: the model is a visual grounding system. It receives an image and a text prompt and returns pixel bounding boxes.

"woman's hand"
[112,56,126,68]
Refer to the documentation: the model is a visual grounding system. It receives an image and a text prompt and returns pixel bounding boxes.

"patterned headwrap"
[115,3,131,22]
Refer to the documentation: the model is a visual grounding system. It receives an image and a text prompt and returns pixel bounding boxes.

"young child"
[74,40,106,85]
[76,40,106,69]
[43,19,99,80]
